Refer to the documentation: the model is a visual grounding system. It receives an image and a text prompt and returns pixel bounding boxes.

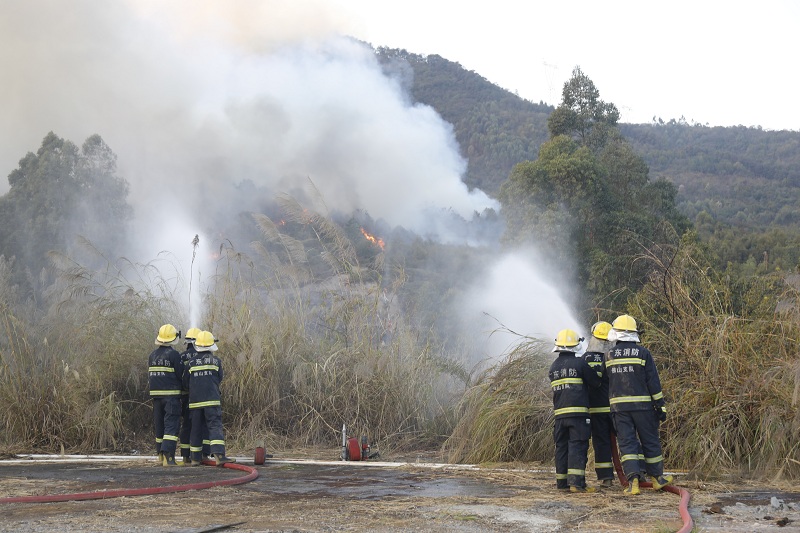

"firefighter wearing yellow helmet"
[604,314,673,495]
[148,324,184,466]
[549,328,602,493]
[186,331,234,466]
[582,321,614,487]
[178,327,202,465]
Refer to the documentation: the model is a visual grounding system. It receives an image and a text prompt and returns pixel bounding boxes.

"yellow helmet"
[185,327,201,342]
[156,324,180,345]
[591,321,612,340]
[195,330,218,352]
[554,329,581,348]
[612,314,638,332]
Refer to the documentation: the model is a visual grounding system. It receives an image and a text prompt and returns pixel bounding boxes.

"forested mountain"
[377,48,553,193]
[377,48,800,233]
[620,122,800,228]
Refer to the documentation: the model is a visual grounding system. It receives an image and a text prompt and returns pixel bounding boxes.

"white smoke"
[0,1,496,232]
[457,250,583,364]
[0,1,578,352]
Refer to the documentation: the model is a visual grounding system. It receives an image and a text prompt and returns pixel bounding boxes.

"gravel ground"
[0,455,799,532]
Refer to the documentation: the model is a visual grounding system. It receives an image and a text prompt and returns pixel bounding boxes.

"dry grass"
[628,230,800,478]
[443,339,554,464]
[0,200,468,455]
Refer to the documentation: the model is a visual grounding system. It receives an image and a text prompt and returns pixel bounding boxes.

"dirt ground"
[1,452,800,532]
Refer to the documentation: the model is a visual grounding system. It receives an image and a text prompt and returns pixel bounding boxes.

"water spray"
[189,234,199,326]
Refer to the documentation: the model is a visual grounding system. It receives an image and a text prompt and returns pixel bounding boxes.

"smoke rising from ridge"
[1,1,579,355]
[0,1,495,235]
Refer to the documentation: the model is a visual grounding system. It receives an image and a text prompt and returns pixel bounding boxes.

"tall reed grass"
[629,230,800,478]
[0,202,468,455]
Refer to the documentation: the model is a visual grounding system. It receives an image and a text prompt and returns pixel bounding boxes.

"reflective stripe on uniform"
[610,395,652,404]
[149,366,175,372]
[606,358,645,367]
[189,365,219,373]
[554,406,590,416]
[595,462,613,468]
[567,468,585,476]
[651,391,664,400]
[645,455,664,464]
[589,407,611,414]
[555,473,568,479]
[621,454,640,463]
[551,377,584,387]
[189,400,221,409]
[163,434,179,442]
[150,390,181,396]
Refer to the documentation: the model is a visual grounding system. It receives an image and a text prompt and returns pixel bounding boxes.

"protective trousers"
[590,413,614,481]
[153,396,181,455]
[190,405,226,461]
[612,410,664,480]
[179,395,192,459]
[554,416,591,489]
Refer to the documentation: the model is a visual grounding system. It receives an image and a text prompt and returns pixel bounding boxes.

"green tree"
[499,68,690,311]
[547,66,620,149]
[0,132,132,291]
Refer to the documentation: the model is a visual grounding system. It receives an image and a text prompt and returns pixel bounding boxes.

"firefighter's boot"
[569,485,597,493]
[623,477,640,496]
[652,475,674,490]
[163,453,178,467]
[156,452,164,464]
[212,453,235,466]
[600,479,613,488]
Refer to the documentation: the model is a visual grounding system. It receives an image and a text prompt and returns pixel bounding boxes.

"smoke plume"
[0,1,578,357]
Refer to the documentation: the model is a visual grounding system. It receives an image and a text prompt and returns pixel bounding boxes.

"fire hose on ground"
[1,442,693,533]
[0,459,258,504]
[610,433,693,533]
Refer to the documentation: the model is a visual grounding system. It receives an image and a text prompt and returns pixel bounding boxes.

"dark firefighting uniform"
[187,351,227,461]
[148,344,184,456]
[549,350,602,489]
[583,349,614,481]
[179,342,197,461]
[605,340,666,481]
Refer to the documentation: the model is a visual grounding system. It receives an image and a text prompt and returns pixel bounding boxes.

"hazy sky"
[331,0,799,131]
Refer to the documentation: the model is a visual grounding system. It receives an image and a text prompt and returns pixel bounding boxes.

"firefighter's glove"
[656,406,667,422]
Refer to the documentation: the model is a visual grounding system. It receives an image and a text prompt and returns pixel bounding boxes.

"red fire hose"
[610,434,693,533]
[0,460,258,504]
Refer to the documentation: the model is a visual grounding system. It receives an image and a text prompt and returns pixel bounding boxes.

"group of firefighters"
[147,312,669,488]
[147,324,234,467]
[550,314,673,494]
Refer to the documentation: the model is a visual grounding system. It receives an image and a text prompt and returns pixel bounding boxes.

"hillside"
[376,48,553,193]
[377,47,800,232]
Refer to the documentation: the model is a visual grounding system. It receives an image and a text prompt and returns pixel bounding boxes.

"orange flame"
[360,227,385,250]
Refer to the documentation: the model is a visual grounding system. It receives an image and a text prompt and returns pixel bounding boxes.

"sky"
[330,0,799,131]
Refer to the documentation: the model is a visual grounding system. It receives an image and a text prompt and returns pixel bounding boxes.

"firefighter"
[178,327,200,465]
[148,323,184,466]
[583,321,615,487]
[187,330,234,466]
[549,328,602,493]
[605,314,673,495]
